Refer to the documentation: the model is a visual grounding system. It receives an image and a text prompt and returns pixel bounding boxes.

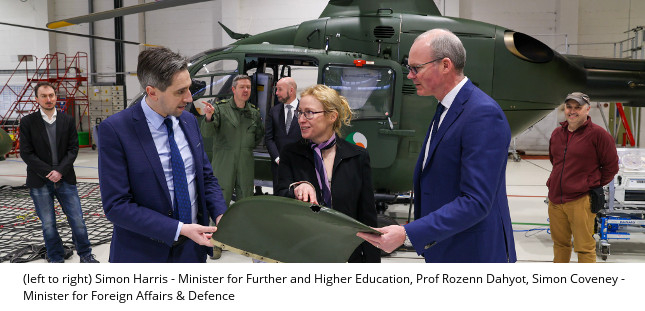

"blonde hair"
[300,84,353,135]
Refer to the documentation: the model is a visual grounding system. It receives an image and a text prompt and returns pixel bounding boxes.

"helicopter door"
[322,64,398,169]
[251,73,274,145]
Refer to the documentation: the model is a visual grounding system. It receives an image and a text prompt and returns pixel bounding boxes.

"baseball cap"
[565,92,590,106]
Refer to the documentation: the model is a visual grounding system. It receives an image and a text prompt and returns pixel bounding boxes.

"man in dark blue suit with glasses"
[358,29,516,263]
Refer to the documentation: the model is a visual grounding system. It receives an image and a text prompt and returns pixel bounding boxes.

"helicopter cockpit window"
[322,65,394,119]
[192,59,239,100]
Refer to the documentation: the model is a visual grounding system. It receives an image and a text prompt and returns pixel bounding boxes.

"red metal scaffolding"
[0,52,90,156]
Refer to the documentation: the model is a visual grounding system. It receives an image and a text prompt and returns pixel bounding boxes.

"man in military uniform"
[201,75,264,207]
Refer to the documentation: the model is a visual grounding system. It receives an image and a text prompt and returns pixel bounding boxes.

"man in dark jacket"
[265,77,301,194]
[547,92,619,263]
[19,82,98,263]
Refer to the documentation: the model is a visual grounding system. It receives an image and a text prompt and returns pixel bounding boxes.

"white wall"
[459,0,579,54]
[578,0,645,57]
[220,1,327,46]
[0,0,49,85]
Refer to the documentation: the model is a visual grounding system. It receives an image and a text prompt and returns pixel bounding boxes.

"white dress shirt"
[40,108,57,124]
[423,76,469,168]
[142,96,197,240]
[275,99,298,164]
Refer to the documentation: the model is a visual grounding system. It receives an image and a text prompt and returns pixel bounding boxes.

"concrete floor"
[1,149,644,263]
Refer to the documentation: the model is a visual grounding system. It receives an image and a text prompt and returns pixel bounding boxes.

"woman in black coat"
[277,84,380,263]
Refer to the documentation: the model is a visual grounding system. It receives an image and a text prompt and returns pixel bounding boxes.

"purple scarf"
[310,134,337,206]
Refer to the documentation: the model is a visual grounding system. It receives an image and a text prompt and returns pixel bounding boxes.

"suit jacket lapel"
[422,80,473,173]
[32,114,51,153]
[178,113,202,179]
[132,101,172,208]
[55,112,65,153]
[277,103,286,133]
[288,99,300,134]
[414,124,432,185]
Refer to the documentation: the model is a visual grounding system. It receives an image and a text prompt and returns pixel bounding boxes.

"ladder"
[0,52,90,156]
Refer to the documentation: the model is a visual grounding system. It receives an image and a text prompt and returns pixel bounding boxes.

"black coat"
[19,110,78,188]
[277,137,380,263]
[264,101,302,162]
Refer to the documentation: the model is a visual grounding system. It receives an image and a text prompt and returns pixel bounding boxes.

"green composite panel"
[0,128,11,157]
[212,196,381,263]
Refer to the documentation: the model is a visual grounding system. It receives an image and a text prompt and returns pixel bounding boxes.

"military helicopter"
[44,0,645,200]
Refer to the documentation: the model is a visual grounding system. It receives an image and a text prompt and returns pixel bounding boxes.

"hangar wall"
[0,0,48,87]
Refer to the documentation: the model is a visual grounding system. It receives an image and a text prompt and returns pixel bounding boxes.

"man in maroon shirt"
[547,92,618,263]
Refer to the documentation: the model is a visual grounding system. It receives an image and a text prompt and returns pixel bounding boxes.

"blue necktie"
[311,135,336,207]
[164,118,192,224]
[430,102,445,143]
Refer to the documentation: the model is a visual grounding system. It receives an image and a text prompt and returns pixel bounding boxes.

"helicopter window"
[323,65,394,119]
[192,59,239,100]
[199,59,238,75]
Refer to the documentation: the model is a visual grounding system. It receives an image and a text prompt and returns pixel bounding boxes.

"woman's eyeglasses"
[296,110,326,120]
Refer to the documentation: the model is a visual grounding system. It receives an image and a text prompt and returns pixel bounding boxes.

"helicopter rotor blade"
[0,21,146,45]
[47,0,213,29]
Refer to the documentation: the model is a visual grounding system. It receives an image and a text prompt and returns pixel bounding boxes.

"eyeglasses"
[405,57,444,75]
[296,109,326,120]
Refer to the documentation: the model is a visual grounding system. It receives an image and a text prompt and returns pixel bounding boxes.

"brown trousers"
[548,194,597,263]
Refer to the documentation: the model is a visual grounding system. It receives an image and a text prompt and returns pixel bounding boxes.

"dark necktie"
[285,105,293,133]
[430,102,445,143]
[163,118,192,224]
[311,135,337,207]
[423,102,445,168]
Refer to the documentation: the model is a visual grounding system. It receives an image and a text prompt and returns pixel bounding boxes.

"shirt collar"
[439,76,468,110]
[142,95,175,130]
[284,98,297,109]
[40,108,57,124]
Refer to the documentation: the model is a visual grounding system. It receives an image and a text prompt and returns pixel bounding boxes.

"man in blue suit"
[358,29,516,263]
[98,47,227,262]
